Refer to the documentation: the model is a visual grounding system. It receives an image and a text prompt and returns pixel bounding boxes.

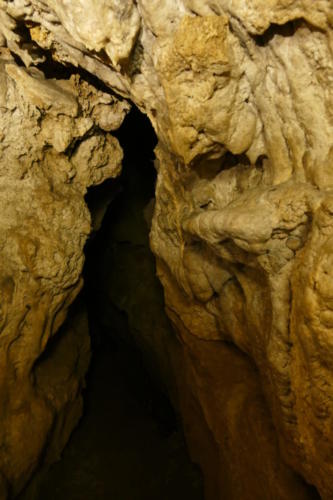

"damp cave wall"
[0,1,333,499]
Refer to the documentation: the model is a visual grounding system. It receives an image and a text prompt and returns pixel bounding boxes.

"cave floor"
[35,336,203,500]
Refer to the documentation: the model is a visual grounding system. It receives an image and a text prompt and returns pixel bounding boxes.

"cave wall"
[0,44,129,497]
[0,1,333,499]
[87,134,316,500]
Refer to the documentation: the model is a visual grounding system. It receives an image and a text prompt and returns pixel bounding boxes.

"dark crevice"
[255,154,268,169]
[83,106,203,497]
[36,53,116,96]
[193,150,251,180]
[122,33,144,78]
[24,106,203,500]
[8,20,122,98]
[252,20,301,46]
[29,59,104,99]
[222,151,251,169]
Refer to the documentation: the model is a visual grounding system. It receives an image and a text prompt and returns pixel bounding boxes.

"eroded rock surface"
[0,1,332,499]
[0,44,128,497]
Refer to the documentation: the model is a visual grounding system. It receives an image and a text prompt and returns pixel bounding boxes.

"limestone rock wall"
[87,154,317,500]
[0,1,333,499]
[0,43,128,497]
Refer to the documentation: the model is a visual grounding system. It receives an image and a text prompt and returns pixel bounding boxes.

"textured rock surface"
[0,0,333,498]
[0,43,128,497]
[87,145,317,500]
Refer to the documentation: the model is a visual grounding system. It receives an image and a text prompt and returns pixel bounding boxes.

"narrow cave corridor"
[20,108,204,500]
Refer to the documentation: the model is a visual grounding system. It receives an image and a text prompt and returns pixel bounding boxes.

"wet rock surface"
[0,1,332,498]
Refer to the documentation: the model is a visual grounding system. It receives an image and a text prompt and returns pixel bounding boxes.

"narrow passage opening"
[32,107,204,500]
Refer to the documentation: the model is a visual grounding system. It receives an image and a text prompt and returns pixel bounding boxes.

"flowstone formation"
[0,40,129,497]
[0,1,333,499]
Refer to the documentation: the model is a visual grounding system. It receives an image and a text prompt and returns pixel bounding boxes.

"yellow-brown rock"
[0,46,128,497]
[0,1,333,499]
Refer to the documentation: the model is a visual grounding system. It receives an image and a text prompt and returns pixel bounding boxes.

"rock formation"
[0,1,333,499]
[0,34,128,497]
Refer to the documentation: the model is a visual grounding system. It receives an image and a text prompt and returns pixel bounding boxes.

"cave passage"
[31,108,204,500]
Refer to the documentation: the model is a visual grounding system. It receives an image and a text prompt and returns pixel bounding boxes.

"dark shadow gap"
[20,106,203,500]
[252,20,297,46]
[10,18,122,98]
[83,106,179,438]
